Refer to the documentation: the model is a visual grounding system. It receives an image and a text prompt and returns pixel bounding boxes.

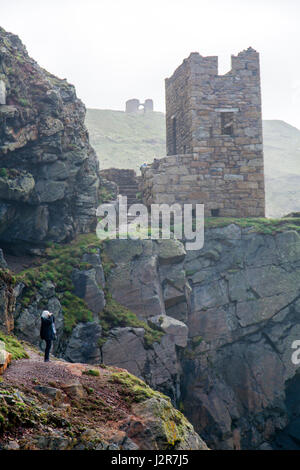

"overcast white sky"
[1,0,300,128]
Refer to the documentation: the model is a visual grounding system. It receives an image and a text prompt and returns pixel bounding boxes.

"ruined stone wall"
[125,98,154,113]
[165,55,217,156]
[142,48,265,217]
[99,168,137,190]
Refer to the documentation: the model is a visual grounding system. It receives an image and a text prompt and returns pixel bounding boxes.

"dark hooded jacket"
[40,313,56,341]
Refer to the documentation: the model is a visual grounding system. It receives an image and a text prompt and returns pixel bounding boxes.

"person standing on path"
[40,310,56,362]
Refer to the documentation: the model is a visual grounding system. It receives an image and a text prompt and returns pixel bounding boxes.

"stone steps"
[118,181,141,208]
[99,168,142,209]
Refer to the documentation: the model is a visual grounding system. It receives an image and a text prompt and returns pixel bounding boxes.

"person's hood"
[41,310,53,319]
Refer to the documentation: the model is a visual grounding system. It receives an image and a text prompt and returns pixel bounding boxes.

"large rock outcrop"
[101,224,300,450]
[102,239,190,400]
[0,27,100,253]
[10,219,300,449]
[0,344,207,450]
[0,268,15,334]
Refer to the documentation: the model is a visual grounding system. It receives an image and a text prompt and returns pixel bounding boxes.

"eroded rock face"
[13,249,104,364]
[105,240,166,319]
[103,227,300,450]
[0,270,15,334]
[103,238,191,400]
[9,214,300,448]
[102,327,182,400]
[64,322,102,364]
[71,268,105,315]
[0,27,100,253]
[181,227,300,450]
[14,280,64,355]
[148,315,188,348]
[0,359,207,450]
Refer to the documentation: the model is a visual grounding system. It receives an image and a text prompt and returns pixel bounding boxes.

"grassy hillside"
[85,110,300,218]
[263,120,300,217]
[263,120,300,178]
[85,109,165,171]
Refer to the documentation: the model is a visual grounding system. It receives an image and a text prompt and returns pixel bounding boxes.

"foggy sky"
[1,0,300,129]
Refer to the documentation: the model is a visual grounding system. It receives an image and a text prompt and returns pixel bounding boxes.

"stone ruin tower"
[141,48,265,217]
[125,98,154,113]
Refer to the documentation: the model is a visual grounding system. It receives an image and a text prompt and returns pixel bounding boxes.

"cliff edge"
[0,27,100,254]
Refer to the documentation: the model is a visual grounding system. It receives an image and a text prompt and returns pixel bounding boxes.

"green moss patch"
[0,386,64,434]
[99,295,163,348]
[15,234,161,345]
[16,234,104,334]
[150,398,194,448]
[109,370,165,403]
[191,335,203,349]
[167,217,300,239]
[83,369,100,377]
[98,186,115,203]
[205,217,300,234]
[0,332,28,360]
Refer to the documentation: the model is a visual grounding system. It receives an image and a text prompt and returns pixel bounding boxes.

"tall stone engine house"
[141,48,265,217]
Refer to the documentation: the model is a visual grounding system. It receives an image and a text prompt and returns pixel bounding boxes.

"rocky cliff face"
[180,225,300,450]
[97,223,300,450]
[0,27,100,254]
[11,236,185,405]
[1,26,299,451]
[0,252,15,335]
[11,220,300,449]
[0,337,207,450]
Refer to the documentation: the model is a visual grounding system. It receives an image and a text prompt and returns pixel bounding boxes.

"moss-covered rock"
[0,26,101,253]
[0,351,207,450]
[0,332,28,360]
[131,397,208,450]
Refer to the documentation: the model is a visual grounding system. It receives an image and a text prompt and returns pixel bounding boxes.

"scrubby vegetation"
[164,216,300,242]
[16,234,163,347]
[99,295,163,348]
[205,216,300,234]
[0,387,49,433]
[0,168,7,178]
[109,370,165,403]
[0,332,28,360]
[98,186,115,203]
[83,369,100,377]
[16,234,100,334]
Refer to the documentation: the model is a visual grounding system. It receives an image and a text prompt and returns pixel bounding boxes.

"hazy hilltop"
[85,109,165,171]
[85,110,300,218]
[263,120,300,178]
[263,120,300,217]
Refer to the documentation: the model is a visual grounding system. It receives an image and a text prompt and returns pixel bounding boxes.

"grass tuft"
[0,331,28,360]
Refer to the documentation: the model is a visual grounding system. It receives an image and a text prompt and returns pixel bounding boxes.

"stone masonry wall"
[99,168,137,189]
[142,48,265,217]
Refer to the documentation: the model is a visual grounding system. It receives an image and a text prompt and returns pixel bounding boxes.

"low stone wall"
[99,168,140,204]
[141,153,265,217]
[99,168,137,189]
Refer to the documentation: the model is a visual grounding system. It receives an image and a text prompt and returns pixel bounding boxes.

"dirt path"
[3,348,81,389]
[2,347,131,424]
[0,347,138,449]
